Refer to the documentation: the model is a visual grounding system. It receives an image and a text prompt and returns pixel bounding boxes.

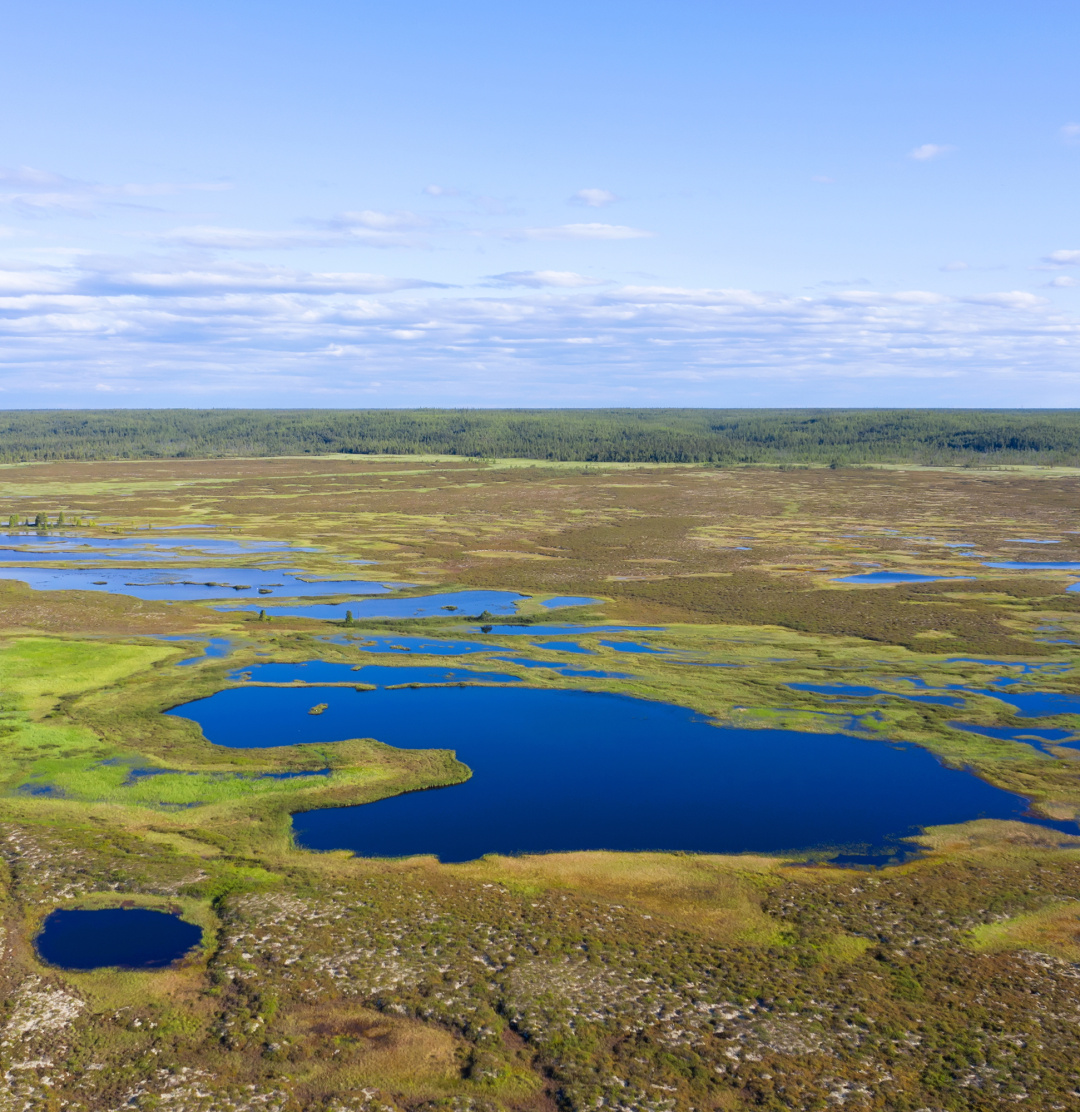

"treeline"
[2,408,1080,465]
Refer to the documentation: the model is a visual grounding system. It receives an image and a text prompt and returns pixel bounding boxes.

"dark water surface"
[35,908,202,970]
[169,684,1046,862]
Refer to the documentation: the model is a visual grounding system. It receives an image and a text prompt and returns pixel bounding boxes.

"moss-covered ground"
[1,458,1080,1110]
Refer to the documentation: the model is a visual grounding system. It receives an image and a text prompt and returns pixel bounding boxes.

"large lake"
[169,680,1047,863]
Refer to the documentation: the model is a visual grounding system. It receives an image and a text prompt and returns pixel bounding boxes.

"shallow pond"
[0,531,320,555]
[35,908,202,970]
[983,562,1080,571]
[169,683,1051,862]
[218,589,528,620]
[786,682,965,708]
[531,639,595,654]
[948,722,1080,753]
[490,656,632,679]
[153,635,234,665]
[601,639,674,655]
[540,596,601,608]
[833,572,976,585]
[0,566,393,600]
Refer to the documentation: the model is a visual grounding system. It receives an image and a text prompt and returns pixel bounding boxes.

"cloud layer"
[0,253,1077,404]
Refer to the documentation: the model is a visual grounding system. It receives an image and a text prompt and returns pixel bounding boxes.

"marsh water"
[169,678,1048,862]
[218,589,530,620]
[0,566,394,600]
[35,908,202,970]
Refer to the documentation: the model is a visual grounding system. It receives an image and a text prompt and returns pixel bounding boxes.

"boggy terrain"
[2,456,1080,1111]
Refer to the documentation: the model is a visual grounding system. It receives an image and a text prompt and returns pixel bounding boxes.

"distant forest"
[2,409,1080,466]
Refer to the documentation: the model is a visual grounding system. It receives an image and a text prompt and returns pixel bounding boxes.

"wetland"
[5,452,1080,1111]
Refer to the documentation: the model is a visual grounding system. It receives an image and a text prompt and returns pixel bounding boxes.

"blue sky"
[0,0,1078,407]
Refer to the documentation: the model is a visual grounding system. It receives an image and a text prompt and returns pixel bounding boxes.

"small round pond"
[168,681,1056,863]
[35,908,203,970]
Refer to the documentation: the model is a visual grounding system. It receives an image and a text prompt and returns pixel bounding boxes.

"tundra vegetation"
[1,450,1080,1111]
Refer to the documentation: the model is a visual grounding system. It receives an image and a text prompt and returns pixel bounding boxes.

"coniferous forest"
[1,408,1080,465]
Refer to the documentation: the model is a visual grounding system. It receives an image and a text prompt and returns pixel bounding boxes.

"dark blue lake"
[35,908,202,970]
[168,683,1049,862]
[0,566,393,600]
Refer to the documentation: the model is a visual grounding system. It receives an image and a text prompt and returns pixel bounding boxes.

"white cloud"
[1061,123,1080,144]
[0,261,1077,404]
[569,188,618,207]
[516,223,653,241]
[1044,249,1080,267]
[909,144,954,161]
[485,270,607,288]
[939,261,969,272]
[156,219,424,250]
[324,209,427,231]
[1047,275,1078,288]
[422,184,460,196]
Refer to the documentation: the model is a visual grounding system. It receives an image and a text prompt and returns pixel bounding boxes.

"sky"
[0,0,1078,408]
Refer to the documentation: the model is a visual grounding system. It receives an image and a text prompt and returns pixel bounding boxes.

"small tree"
[258,609,268,622]
[34,512,48,529]
[343,610,355,626]
[57,511,66,526]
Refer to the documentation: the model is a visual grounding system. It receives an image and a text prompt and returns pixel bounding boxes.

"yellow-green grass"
[969,899,1080,960]
[0,635,174,704]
